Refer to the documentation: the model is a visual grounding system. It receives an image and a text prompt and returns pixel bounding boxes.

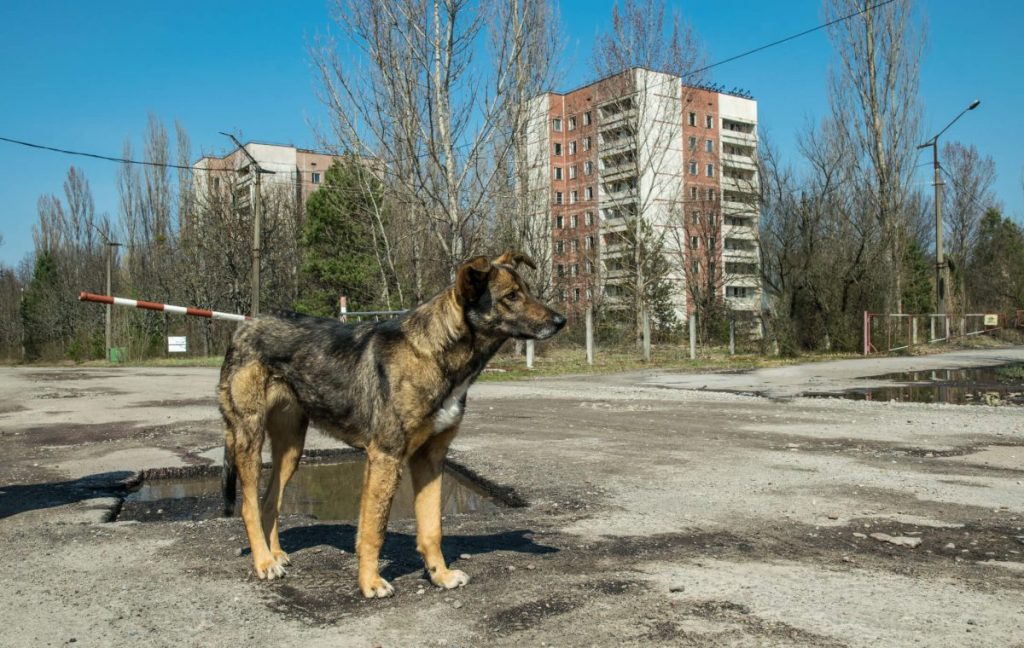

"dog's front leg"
[409,428,469,590]
[356,446,401,598]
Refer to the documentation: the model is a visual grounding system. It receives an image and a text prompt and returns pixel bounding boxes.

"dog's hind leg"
[409,428,469,590]
[261,391,308,569]
[356,445,402,598]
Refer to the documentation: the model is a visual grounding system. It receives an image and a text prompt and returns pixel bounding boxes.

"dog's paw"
[271,550,291,567]
[255,557,287,581]
[360,577,395,599]
[431,568,470,590]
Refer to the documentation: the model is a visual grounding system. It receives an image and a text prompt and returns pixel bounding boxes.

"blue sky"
[1,1,1020,267]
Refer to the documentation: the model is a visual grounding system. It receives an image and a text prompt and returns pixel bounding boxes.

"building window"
[570,190,578,204]
[583,111,592,126]
[573,287,581,302]
[688,112,696,126]
[586,212,594,226]
[568,116,576,131]
[213,177,221,190]
[727,286,751,298]
[557,264,565,277]
[585,235,594,249]
[556,240,564,254]
[559,289,566,302]
[583,136,591,151]
[552,117,562,131]
[690,235,698,250]
[571,239,579,252]
[312,172,321,184]
[705,139,714,153]
[571,214,578,228]
[708,236,716,249]
[555,191,563,204]
[554,166,563,180]
[586,260,593,273]
[571,264,578,277]
[691,211,701,225]
[689,136,697,151]
[707,188,716,201]
[706,164,714,177]
[555,214,563,228]
[569,165,577,180]
[568,140,577,155]
[691,260,699,275]
[709,213,716,227]
[585,186,593,200]
[553,142,562,156]
[584,161,593,175]
[706,114,714,128]
[690,186,698,200]
[689,161,697,176]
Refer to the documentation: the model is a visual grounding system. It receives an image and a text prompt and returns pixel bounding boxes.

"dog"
[217,251,565,598]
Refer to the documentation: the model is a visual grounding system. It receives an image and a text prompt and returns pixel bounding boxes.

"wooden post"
[526,340,534,369]
[689,314,697,360]
[585,307,594,365]
[642,308,651,363]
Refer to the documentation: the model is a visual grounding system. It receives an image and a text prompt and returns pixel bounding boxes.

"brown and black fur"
[217,252,565,598]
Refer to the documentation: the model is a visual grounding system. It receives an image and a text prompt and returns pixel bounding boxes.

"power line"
[1,0,899,174]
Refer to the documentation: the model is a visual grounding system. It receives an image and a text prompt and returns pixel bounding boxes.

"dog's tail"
[222,436,238,517]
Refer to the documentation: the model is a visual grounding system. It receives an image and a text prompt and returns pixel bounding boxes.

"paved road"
[1,348,1022,647]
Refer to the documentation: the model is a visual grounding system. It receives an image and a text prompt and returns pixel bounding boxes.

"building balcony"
[723,247,758,261]
[598,137,636,157]
[599,163,637,183]
[721,128,757,147]
[723,223,756,240]
[721,199,757,215]
[601,190,638,208]
[721,175,758,195]
[597,107,637,131]
[721,153,758,172]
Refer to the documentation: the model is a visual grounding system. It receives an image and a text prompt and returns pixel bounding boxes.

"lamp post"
[917,99,980,316]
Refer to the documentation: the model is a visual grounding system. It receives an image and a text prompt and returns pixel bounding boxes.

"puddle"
[806,363,1024,406]
[118,459,502,522]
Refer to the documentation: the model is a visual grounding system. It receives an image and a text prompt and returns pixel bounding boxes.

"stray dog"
[217,252,565,598]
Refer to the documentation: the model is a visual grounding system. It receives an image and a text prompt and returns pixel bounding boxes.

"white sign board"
[168,336,187,353]
[984,314,999,326]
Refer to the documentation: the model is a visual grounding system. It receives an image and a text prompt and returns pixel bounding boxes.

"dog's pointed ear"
[493,250,537,270]
[456,255,492,305]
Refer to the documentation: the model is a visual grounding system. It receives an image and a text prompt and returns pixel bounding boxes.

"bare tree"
[311,0,558,296]
[825,0,924,314]
[940,140,997,310]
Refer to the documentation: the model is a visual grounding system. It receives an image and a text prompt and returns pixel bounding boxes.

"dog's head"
[455,251,566,340]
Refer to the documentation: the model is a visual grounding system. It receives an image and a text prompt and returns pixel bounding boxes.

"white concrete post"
[585,307,594,366]
[526,340,535,369]
[689,315,697,360]
[729,319,736,356]
[642,308,651,363]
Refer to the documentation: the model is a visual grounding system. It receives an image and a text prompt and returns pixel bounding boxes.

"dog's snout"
[552,313,567,329]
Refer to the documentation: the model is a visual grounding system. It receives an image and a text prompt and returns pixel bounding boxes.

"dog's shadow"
[279,523,558,580]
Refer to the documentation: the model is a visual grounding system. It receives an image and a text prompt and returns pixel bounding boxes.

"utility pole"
[917,99,980,316]
[221,133,276,317]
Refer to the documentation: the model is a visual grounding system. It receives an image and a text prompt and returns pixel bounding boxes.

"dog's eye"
[504,292,519,302]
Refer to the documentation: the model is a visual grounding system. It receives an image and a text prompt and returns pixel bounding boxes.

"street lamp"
[917,99,980,316]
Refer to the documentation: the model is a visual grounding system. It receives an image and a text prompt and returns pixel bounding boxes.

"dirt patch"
[0,401,27,415]
[487,594,583,636]
[26,371,119,382]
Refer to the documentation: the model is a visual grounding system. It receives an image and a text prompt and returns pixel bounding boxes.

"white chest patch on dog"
[433,377,472,434]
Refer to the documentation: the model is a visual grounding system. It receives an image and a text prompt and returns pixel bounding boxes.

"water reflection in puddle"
[806,363,1024,405]
[119,460,500,522]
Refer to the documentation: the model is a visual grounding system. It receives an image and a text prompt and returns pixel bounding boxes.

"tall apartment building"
[525,67,761,323]
[193,142,342,216]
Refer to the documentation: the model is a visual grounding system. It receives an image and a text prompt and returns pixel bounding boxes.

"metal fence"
[862,310,1019,356]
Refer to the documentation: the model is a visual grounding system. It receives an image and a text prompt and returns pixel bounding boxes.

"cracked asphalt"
[1,347,1023,647]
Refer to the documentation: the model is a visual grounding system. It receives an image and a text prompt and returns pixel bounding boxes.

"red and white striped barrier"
[78,292,251,322]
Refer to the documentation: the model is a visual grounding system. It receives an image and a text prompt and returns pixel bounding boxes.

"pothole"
[117,453,516,523]
[804,363,1024,405]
